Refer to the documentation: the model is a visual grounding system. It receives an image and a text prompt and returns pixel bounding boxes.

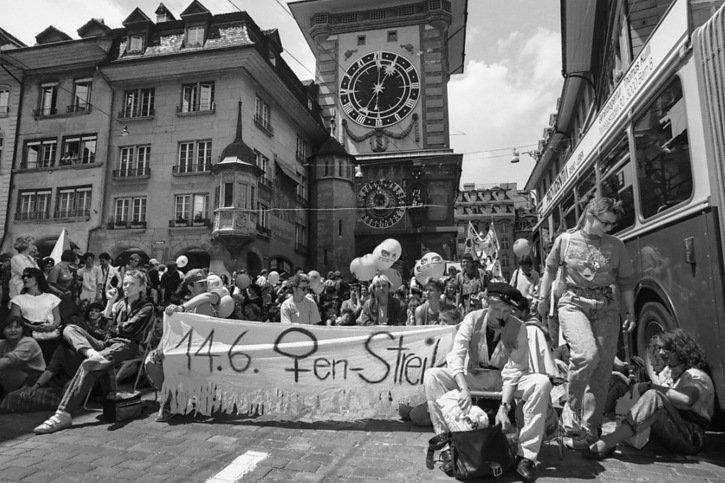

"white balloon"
[513,238,532,258]
[414,252,445,285]
[355,254,378,281]
[236,273,251,290]
[218,295,235,318]
[349,258,363,279]
[268,271,280,285]
[176,255,188,268]
[372,238,402,270]
[380,268,402,290]
[311,281,324,295]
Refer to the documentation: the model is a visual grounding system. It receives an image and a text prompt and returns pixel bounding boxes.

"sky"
[1,0,562,190]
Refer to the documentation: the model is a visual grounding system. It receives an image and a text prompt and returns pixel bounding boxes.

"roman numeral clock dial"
[339,51,420,127]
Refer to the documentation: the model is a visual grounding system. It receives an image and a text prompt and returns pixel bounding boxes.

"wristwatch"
[500,401,511,411]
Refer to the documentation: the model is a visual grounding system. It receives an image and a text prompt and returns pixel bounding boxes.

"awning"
[276,161,300,185]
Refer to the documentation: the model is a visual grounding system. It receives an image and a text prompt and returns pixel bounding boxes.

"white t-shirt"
[280,296,321,325]
[10,293,61,323]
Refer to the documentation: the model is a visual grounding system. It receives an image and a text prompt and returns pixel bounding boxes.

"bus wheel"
[636,301,675,381]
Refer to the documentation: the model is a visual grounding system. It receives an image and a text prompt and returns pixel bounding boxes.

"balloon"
[176,255,188,268]
[380,268,402,290]
[349,258,363,279]
[513,238,532,258]
[414,252,445,285]
[217,295,235,318]
[268,271,280,285]
[308,270,321,283]
[372,238,402,270]
[352,254,378,281]
[256,275,267,287]
[311,281,324,295]
[235,273,251,290]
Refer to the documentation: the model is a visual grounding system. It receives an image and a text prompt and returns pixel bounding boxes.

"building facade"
[291,0,467,276]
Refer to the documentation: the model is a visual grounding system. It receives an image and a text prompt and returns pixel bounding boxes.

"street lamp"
[510,148,539,164]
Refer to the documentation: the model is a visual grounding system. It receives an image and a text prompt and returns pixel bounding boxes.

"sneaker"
[567,433,597,450]
[34,411,71,434]
[515,457,536,482]
[82,354,113,371]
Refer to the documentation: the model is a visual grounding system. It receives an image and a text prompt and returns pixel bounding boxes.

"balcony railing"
[108,218,146,229]
[32,107,58,119]
[172,164,211,175]
[66,103,91,114]
[15,211,51,221]
[19,158,99,171]
[55,209,90,220]
[113,167,151,179]
[118,107,155,119]
[59,155,96,167]
[176,101,215,115]
[212,208,257,239]
[258,176,274,190]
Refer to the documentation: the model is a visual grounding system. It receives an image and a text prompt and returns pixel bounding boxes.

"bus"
[532,0,725,409]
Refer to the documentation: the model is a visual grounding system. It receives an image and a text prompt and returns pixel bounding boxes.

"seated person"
[0,343,83,413]
[336,308,357,326]
[423,283,552,482]
[0,316,45,400]
[166,271,230,317]
[438,303,462,326]
[280,274,321,325]
[33,270,155,434]
[586,329,714,459]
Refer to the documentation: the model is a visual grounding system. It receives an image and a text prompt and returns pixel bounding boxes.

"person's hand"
[622,313,636,333]
[165,304,182,316]
[457,388,472,414]
[107,287,118,301]
[495,404,512,431]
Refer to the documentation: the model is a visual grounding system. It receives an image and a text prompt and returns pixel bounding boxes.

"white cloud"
[449,27,562,188]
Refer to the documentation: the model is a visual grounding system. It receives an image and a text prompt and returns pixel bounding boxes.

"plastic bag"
[437,390,490,432]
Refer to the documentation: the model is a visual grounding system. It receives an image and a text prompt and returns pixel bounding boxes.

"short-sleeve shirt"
[280,296,321,325]
[659,366,715,421]
[10,293,61,323]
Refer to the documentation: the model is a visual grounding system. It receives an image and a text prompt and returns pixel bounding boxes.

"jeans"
[58,325,140,415]
[558,291,619,435]
[423,367,552,462]
[625,389,705,454]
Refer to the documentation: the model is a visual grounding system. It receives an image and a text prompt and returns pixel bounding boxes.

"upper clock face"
[340,51,420,128]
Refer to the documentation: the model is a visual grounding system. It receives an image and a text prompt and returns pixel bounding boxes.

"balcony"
[15,211,51,222]
[113,167,151,180]
[254,115,274,136]
[212,208,257,242]
[59,155,96,167]
[118,107,155,120]
[258,176,274,191]
[172,164,211,176]
[256,224,271,237]
[108,218,146,229]
[55,209,90,221]
[176,102,215,117]
[32,107,58,119]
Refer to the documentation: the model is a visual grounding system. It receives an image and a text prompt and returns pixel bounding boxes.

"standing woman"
[47,249,79,322]
[9,236,39,300]
[537,197,636,448]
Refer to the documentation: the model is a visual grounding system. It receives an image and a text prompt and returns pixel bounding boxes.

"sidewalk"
[1,399,724,482]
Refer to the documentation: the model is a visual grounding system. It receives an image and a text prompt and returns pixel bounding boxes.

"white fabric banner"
[161,313,456,420]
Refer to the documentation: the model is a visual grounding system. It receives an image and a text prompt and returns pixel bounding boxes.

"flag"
[49,228,70,264]
[463,222,483,260]
[479,222,499,258]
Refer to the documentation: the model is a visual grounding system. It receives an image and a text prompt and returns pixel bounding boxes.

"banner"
[161,313,456,420]
[464,221,484,260]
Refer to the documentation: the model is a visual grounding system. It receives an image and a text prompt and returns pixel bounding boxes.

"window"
[357,35,366,46]
[500,237,509,250]
[296,135,309,161]
[39,83,58,116]
[181,82,214,112]
[258,202,269,229]
[254,96,272,133]
[561,191,577,229]
[117,145,150,176]
[296,176,306,200]
[186,26,205,47]
[387,30,398,42]
[61,134,97,165]
[0,87,9,113]
[72,78,92,112]
[634,77,693,219]
[575,167,596,218]
[123,88,155,117]
[600,137,635,232]
[255,150,270,181]
[17,190,51,221]
[223,182,234,207]
[127,34,144,53]
[295,223,306,249]
[175,193,208,221]
[56,186,91,218]
[23,139,57,169]
[115,197,146,223]
[177,140,212,173]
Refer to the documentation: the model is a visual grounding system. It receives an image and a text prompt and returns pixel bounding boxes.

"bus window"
[552,206,561,235]
[562,191,577,229]
[575,167,596,218]
[634,77,693,218]
[600,136,635,232]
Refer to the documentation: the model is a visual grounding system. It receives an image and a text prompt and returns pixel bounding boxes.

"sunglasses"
[592,213,615,228]
[21,274,33,279]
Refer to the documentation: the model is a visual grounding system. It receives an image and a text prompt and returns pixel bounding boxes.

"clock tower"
[291,0,467,272]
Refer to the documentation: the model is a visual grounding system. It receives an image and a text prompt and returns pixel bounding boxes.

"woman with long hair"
[537,197,636,449]
[585,329,714,458]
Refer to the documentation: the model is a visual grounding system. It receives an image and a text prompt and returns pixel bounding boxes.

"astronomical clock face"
[340,51,420,128]
[358,180,407,229]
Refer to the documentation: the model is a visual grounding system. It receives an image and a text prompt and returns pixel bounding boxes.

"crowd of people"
[0,196,717,483]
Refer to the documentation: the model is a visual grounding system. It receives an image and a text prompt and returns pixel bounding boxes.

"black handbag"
[427,425,516,481]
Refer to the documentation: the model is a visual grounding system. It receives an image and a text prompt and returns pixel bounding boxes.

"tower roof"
[219,100,257,165]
